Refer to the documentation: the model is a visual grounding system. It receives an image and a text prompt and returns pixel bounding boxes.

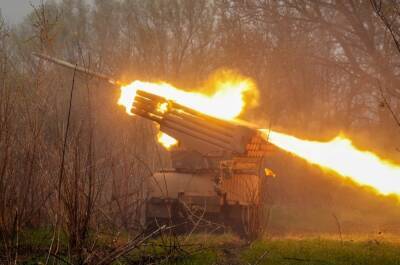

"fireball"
[118,71,256,120]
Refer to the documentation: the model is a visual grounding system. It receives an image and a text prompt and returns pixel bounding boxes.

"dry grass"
[10,232,400,264]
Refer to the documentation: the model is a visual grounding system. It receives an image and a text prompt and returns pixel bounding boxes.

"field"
[239,236,400,265]
[15,232,400,264]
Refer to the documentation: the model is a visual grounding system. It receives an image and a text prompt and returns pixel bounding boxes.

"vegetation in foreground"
[7,232,400,264]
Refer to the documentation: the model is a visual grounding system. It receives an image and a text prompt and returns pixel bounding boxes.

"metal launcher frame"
[132,90,271,155]
[132,90,276,205]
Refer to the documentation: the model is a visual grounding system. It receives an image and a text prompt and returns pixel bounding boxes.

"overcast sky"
[0,0,48,24]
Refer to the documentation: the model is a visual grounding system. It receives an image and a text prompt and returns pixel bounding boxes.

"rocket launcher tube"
[161,121,235,151]
[163,114,233,144]
[135,90,235,137]
[133,91,235,148]
[133,90,256,154]
[168,109,234,137]
[32,53,120,85]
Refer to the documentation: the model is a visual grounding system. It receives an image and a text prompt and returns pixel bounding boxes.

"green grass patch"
[242,237,400,265]
[20,227,68,249]
[10,230,400,265]
[120,233,238,264]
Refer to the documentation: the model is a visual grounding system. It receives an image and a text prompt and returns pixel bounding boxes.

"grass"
[121,233,238,264]
[241,235,400,265]
[125,233,400,264]
[6,231,400,264]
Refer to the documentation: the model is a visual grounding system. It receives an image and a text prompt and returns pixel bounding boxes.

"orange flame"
[157,132,178,149]
[118,73,256,120]
[118,71,256,148]
[262,130,400,195]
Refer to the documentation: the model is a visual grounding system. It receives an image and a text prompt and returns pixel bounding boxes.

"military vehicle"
[33,53,277,238]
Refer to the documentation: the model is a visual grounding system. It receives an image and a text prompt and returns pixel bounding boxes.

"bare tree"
[370,0,400,128]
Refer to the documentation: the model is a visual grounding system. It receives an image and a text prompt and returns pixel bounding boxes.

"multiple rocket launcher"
[34,53,278,234]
